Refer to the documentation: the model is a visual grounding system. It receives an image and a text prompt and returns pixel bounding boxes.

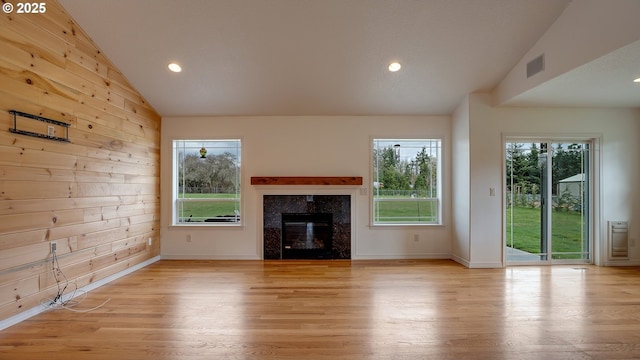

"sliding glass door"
[505,140,591,264]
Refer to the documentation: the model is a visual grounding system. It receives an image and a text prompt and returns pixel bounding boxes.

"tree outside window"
[173,139,241,225]
[372,139,442,225]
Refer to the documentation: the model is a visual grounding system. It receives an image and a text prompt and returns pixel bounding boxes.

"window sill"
[170,223,244,229]
[369,223,445,229]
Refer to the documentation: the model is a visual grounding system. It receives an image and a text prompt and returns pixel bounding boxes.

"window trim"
[171,138,243,227]
[370,137,443,227]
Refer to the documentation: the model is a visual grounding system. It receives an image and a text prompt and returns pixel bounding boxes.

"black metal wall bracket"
[8,110,71,143]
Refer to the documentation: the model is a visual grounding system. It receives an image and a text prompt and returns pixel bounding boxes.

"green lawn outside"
[178,196,586,256]
[178,194,438,224]
[374,198,437,223]
[179,193,238,199]
[178,193,240,222]
[507,206,588,259]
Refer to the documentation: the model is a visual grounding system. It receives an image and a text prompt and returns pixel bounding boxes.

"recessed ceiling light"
[168,63,182,73]
[388,62,402,72]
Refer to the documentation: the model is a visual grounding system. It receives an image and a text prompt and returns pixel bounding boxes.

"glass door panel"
[506,140,591,264]
[550,143,590,260]
[506,142,546,263]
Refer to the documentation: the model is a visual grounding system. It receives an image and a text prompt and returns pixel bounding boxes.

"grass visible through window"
[507,206,587,259]
[178,193,239,222]
[374,198,437,223]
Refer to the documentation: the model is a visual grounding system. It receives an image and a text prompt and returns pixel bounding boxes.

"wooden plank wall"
[0,0,161,322]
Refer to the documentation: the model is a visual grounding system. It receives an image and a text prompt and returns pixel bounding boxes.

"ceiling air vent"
[526,54,545,78]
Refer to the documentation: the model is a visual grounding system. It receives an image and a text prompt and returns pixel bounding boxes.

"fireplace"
[263,195,351,259]
[282,213,333,259]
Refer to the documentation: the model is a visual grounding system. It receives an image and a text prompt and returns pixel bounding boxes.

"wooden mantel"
[251,176,363,186]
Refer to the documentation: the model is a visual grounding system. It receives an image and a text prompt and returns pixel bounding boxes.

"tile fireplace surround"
[262,194,352,259]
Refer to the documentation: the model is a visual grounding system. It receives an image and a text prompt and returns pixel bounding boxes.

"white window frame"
[371,138,442,226]
[172,139,242,227]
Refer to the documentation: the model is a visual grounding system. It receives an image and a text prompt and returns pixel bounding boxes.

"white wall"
[451,96,471,265]
[160,116,452,260]
[161,106,640,266]
[466,93,640,267]
[495,0,640,105]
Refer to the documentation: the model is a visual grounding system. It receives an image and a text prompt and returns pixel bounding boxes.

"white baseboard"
[603,260,640,266]
[351,253,451,260]
[0,255,161,331]
[450,254,471,267]
[161,254,261,260]
[466,261,504,268]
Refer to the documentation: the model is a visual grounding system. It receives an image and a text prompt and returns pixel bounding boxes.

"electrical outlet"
[186,234,192,242]
[47,125,55,137]
[413,234,419,242]
[50,242,57,253]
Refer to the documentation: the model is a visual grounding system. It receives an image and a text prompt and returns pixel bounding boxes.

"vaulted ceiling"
[58,0,640,117]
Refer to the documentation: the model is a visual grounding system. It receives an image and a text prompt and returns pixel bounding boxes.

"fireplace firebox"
[282,213,333,259]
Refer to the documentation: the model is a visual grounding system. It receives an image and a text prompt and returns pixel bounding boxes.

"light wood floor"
[2,260,640,359]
